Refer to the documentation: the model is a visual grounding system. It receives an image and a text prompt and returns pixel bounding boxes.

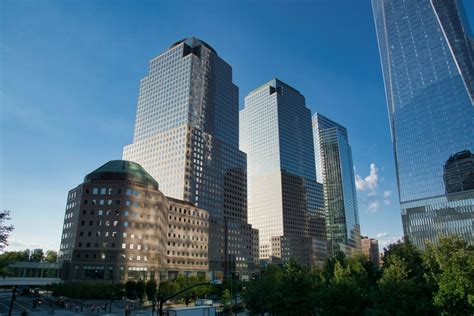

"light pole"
[8,287,17,316]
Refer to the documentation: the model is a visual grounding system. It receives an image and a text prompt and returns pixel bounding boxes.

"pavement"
[0,293,148,316]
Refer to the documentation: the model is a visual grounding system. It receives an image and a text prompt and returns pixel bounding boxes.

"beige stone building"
[59,160,210,282]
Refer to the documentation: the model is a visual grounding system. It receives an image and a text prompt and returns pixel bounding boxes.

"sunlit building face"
[372,0,474,249]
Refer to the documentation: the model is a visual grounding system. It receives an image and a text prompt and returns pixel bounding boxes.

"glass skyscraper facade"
[312,113,361,255]
[372,0,474,249]
[123,37,258,277]
[240,79,327,266]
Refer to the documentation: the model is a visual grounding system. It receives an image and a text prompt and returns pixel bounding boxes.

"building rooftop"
[169,37,217,55]
[84,160,159,189]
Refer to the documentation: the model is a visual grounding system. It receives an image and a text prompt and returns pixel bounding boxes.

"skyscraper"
[372,0,474,249]
[312,113,361,255]
[123,38,258,277]
[240,79,327,266]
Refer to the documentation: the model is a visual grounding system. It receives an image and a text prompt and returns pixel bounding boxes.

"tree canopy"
[242,236,474,316]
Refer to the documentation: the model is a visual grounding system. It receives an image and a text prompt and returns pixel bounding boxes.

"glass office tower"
[312,113,361,255]
[372,0,474,249]
[240,79,327,266]
[123,38,258,277]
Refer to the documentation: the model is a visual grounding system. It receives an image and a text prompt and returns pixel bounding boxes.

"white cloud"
[355,163,379,196]
[376,232,390,238]
[383,190,392,205]
[6,237,54,252]
[368,200,380,213]
[378,235,403,250]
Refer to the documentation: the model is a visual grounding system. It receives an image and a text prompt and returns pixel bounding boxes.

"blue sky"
[1,0,473,252]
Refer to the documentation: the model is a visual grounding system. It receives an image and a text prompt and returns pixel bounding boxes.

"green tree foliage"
[125,280,138,299]
[221,289,231,306]
[376,239,435,315]
[0,210,14,251]
[145,279,157,302]
[50,282,124,300]
[44,250,58,263]
[320,254,373,315]
[0,250,30,277]
[423,236,474,315]
[29,249,44,262]
[242,236,474,316]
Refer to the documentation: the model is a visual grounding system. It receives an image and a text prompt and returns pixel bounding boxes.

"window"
[98,210,103,216]
[123,222,128,227]
[93,188,99,194]
[122,243,126,249]
[100,188,106,195]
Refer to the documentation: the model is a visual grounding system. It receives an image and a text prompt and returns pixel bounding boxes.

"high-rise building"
[123,38,258,277]
[240,79,327,266]
[361,236,380,267]
[312,113,361,255]
[372,0,474,249]
[59,160,210,282]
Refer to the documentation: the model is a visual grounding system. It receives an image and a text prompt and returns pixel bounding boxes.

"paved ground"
[0,293,147,316]
[0,292,248,316]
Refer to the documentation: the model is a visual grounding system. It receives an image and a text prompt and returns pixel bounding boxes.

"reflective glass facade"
[312,113,361,255]
[372,0,474,249]
[123,38,258,276]
[240,79,327,266]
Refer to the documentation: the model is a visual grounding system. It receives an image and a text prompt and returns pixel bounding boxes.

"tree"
[242,264,283,315]
[423,235,474,315]
[376,238,435,315]
[136,280,145,301]
[29,249,44,262]
[125,281,137,299]
[319,254,372,315]
[221,289,231,307]
[145,279,157,302]
[44,250,58,263]
[0,210,13,251]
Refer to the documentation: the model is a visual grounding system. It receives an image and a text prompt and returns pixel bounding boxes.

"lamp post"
[8,287,17,316]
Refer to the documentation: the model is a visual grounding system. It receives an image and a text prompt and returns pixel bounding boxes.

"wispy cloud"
[355,163,379,196]
[6,237,55,252]
[378,235,403,250]
[368,200,380,213]
[383,190,392,205]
